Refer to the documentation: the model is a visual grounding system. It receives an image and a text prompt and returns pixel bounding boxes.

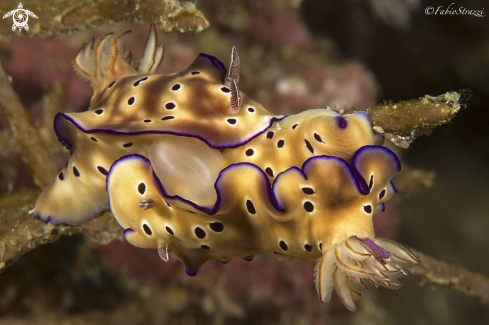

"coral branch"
[342,91,467,148]
[39,81,66,148]
[0,62,58,188]
[0,190,122,274]
[405,248,489,305]
[370,91,462,134]
[0,81,72,159]
[392,166,436,196]
[0,0,209,39]
[0,129,20,157]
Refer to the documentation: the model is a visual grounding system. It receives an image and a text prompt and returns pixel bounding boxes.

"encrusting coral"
[0,0,208,40]
[27,25,424,311]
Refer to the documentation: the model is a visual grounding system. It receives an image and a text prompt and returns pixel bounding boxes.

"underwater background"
[0,0,488,324]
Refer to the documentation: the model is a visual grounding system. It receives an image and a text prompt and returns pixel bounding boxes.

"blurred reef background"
[0,0,489,324]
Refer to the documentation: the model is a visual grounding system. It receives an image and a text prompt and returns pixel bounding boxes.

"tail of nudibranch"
[73,24,164,98]
[314,237,420,311]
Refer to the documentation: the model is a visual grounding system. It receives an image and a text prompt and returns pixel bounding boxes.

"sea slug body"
[33,25,419,311]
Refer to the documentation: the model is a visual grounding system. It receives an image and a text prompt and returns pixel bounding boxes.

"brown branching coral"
[391,166,436,197]
[342,91,468,148]
[0,62,57,188]
[0,191,121,273]
[0,0,209,39]
[370,91,466,148]
[405,248,489,305]
[0,129,19,157]
[38,80,66,149]
[0,81,68,159]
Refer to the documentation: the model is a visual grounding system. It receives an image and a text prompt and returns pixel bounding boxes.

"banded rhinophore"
[33,25,419,311]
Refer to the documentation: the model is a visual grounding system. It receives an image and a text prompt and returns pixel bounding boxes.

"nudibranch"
[33,25,420,311]
[34,25,282,225]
